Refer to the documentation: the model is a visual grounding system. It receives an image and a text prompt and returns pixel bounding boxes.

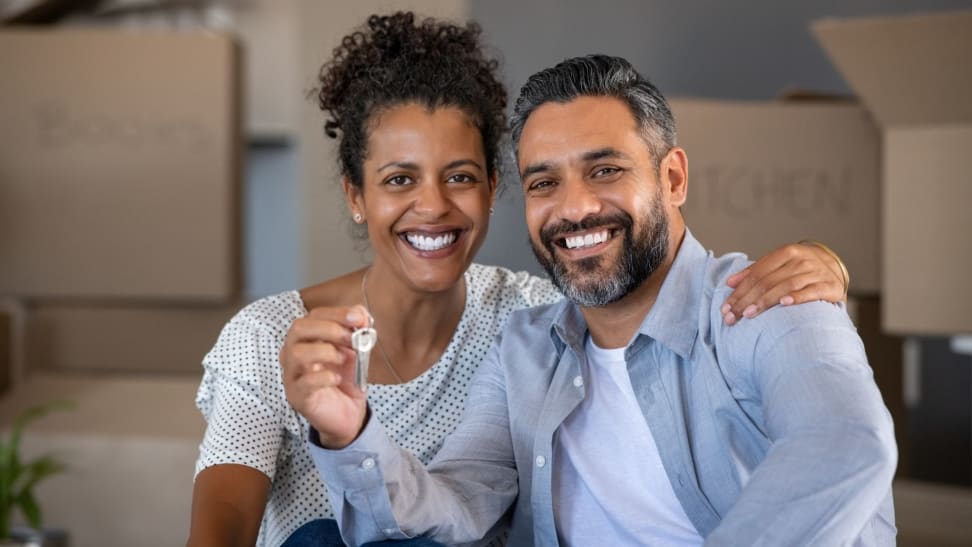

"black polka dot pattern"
[194,263,562,546]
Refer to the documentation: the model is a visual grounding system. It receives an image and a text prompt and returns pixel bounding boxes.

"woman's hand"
[280,305,371,448]
[722,242,848,325]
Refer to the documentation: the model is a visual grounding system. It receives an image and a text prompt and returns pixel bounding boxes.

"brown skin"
[187,464,270,547]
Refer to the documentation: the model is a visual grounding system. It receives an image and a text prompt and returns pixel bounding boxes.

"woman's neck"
[360,265,467,383]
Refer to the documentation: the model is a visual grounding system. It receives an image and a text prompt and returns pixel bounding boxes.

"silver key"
[350,314,377,393]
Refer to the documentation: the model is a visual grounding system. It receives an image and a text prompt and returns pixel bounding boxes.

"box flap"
[812,10,972,127]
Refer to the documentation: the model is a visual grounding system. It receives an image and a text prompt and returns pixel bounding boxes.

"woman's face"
[346,103,496,293]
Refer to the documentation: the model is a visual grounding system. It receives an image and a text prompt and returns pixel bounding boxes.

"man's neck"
[581,228,685,349]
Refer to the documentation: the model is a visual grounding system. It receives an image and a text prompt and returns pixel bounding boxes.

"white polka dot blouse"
[194,263,562,546]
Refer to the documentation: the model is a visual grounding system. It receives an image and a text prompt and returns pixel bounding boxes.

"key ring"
[350,311,377,392]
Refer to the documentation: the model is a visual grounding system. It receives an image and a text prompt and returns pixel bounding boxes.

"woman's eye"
[385,175,412,186]
[447,173,476,184]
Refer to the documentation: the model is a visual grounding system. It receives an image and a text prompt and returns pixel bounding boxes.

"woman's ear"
[488,170,499,211]
[342,176,365,223]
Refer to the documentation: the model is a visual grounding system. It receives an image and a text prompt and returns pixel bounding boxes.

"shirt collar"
[549,228,707,360]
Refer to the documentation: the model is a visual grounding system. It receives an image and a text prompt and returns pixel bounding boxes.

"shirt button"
[383,528,396,535]
[573,375,583,388]
[361,457,376,469]
[536,455,546,467]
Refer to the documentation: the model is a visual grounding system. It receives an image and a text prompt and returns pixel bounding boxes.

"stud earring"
[353,213,363,223]
[489,207,495,215]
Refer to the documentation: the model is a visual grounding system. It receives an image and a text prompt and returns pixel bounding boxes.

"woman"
[187,12,849,547]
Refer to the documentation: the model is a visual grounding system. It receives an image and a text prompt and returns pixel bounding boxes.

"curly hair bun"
[316,11,507,186]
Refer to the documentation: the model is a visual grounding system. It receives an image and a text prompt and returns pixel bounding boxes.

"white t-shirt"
[553,337,704,546]
[194,263,561,546]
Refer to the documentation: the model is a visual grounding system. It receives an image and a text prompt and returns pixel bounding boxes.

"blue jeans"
[281,518,446,547]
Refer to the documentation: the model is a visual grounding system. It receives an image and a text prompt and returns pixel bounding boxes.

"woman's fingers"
[723,242,846,325]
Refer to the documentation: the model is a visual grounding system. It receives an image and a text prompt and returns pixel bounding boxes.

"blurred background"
[0,0,970,545]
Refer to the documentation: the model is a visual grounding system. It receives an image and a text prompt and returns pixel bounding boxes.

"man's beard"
[531,200,669,307]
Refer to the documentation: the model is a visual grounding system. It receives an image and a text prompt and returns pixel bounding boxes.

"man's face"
[517,96,676,307]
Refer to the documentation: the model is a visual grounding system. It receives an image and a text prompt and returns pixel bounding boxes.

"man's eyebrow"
[582,147,630,162]
[520,161,554,179]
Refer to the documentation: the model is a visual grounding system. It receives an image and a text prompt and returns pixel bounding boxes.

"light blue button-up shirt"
[310,230,897,546]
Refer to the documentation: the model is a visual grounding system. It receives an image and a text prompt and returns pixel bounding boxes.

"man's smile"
[558,228,620,250]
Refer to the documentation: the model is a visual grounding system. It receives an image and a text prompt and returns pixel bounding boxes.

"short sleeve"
[194,313,290,480]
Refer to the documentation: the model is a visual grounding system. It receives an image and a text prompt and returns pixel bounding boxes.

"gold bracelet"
[800,240,850,295]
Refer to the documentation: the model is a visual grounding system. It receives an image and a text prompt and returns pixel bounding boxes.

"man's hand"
[280,305,371,448]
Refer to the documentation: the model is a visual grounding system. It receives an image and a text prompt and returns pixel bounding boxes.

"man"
[294,55,896,545]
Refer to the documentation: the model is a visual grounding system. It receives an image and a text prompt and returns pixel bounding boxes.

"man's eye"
[592,166,621,178]
[527,179,555,192]
[385,175,412,186]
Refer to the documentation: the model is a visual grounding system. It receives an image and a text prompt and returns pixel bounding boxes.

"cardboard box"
[25,302,243,374]
[0,29,242,302]
[672,98,881,293]
[813,11,972,335]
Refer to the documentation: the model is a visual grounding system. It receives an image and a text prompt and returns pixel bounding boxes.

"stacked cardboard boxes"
[0,28,244,375]
[0,28,244,547]
[672,12,972,482]
[674,10,971,336]
[813,11,972,335]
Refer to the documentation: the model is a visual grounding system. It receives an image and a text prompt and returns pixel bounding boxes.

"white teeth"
[564,230,609,250]
[406,232,457,251]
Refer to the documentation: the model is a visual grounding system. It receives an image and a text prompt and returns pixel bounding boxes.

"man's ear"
[662,147,688,207]
[342,176,365,221]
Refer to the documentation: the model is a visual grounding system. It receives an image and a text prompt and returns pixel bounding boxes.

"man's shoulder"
[696,248,753,306]
[683,239,855,357]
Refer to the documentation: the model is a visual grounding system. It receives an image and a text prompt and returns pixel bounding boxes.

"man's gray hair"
[510,54,676,169]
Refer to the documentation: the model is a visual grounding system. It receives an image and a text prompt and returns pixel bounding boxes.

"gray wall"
[246,143,302,299]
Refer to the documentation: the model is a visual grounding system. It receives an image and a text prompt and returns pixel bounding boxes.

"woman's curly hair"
[317,11,507,188]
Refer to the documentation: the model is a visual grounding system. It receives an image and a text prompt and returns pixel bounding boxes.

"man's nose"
[556,177,601,223]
